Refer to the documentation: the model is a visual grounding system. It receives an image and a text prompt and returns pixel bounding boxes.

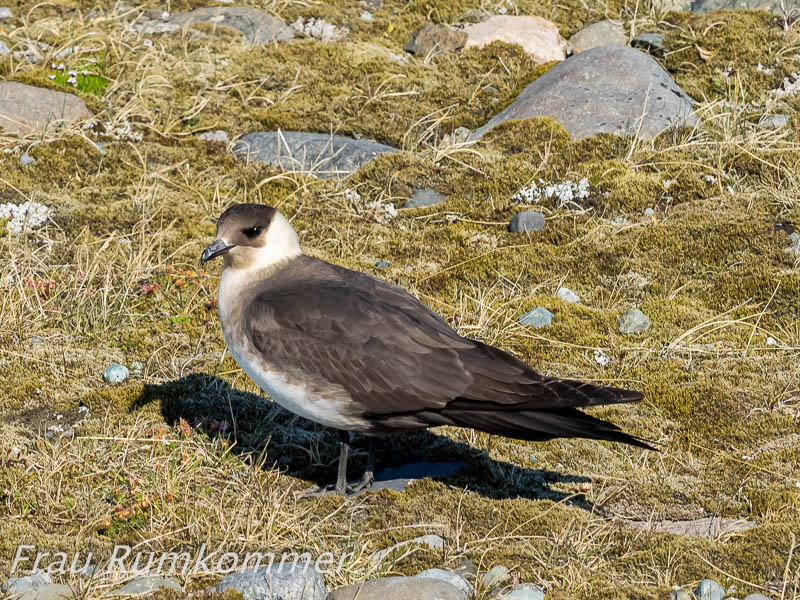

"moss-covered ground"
[0,1,799,599]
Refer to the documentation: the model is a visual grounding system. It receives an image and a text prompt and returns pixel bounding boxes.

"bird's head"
[201,203,302,271]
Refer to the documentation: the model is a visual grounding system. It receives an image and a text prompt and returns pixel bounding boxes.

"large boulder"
[232,131,397,178]
[0,82,93,135]
[472,45,697,141]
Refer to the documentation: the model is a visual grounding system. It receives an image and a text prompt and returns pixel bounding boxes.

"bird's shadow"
[131,373,594,508]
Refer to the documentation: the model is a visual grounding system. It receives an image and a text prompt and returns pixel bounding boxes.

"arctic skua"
[202,203,652,496]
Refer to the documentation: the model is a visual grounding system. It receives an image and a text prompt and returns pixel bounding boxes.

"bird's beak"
[201,238,233,264]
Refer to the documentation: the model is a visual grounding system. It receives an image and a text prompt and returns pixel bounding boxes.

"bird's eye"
[242,226,263,238]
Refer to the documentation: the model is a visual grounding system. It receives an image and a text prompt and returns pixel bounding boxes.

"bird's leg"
[345,437,376,494]
[335,430,351,496]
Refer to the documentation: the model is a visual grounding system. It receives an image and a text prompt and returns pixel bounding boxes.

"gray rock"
[198,129,229,143]
[2,571,51,595]
[0,40,9,55]
[233,131,397,179]
[743,595,771,600]
[568,20,626,53]
[14,584,74,600]
[473,46,697,141]
[0,82,93,135]
[519,306,554,329]
[405,188,446,208]
[500,584,545,600]
[670,586,691,600]
[19,153,35,165]
[416,569,474,597]
[112,576,181,596]
[103,363,129,384]
[618,308,651,334]
[375,260,391,268]
[0,7,10,19]
[631,32,665,55]
[508,210,545,233]
[762,114,790,129]
[91,141,107,155]
[644,207,655,215]
[404,24,467,55]
[215,563,327,600]
[481,566,509,588]
[627,516,756,537]
[171,7,294,44]
[328,577,467,600]
[695,579,725,600]
[556,286,580,303]
[788,232,800,256]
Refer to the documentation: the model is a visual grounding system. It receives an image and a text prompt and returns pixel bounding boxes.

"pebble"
[481,565,510,588]
[785,232,800,256]
[766,336,777,346]
[0,40,9,55]
[19,153,35,165]
[103,363,129,384]
[328,576,466,600]
[215,563,327,600]
[198,129,229,143]
[361,11,373,20]
[556,287,580,303]
[375,260,391,268]
[405,188,446,209]
[694,579,725,600]
[0,7,11,19]
[761,114,790,129]
[462,16,567,63]
[618,308,651,334]
[111,576,181,595]
[519,306,554,329]
[499,584,545,600]
[644,207,655,215]
[743,595,771,600]
[670,586,691,600]
[416,569,474,597]
[508,210,545,233]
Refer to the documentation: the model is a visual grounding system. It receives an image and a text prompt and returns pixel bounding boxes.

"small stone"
[644,207,655,215]
[743,595,771,600]
[454,559,475,577]
[694,579,725,600]
[416,569,474,597]
[216,563,327,600]
[568,20,626,53]
[556,287,580,303]
[519,306,554,329]
[328,577,465,600]
[670,586,691,600]
[766,336,777,346]
[404,24,467,55]
[618,308,651,334]
[103,363,129,384]
[481,566,510,588]
[1,571,51,596]
[462,16,567,63]
[0,7,11,19]
[500,584,545,600]
[0,82,93,135]
[0,41,9,55]
[761,114,790,129]
[375,260,391,268]
[361,11,373,20]
[112,576,181,596]
[198,129,229,142]
[631,32,665,54]
[405,188,446,209]
[785,232,800,256]
[19,153,35,165]
[508,210,545,233]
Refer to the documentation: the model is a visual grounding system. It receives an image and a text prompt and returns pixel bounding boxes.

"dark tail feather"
[440,406,655,451]
[540,377,645,408]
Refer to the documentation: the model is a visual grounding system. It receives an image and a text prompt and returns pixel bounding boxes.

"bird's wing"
[245,265,641,419]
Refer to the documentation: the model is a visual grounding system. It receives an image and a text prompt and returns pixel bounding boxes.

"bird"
[201,203,653,496]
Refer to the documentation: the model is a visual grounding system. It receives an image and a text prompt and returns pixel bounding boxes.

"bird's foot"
[301,471,374,498]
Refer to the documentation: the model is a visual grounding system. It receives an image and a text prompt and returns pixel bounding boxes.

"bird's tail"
[429,378,653,450]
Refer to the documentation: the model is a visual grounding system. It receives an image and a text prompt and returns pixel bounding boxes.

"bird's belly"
[225,335,368,431]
